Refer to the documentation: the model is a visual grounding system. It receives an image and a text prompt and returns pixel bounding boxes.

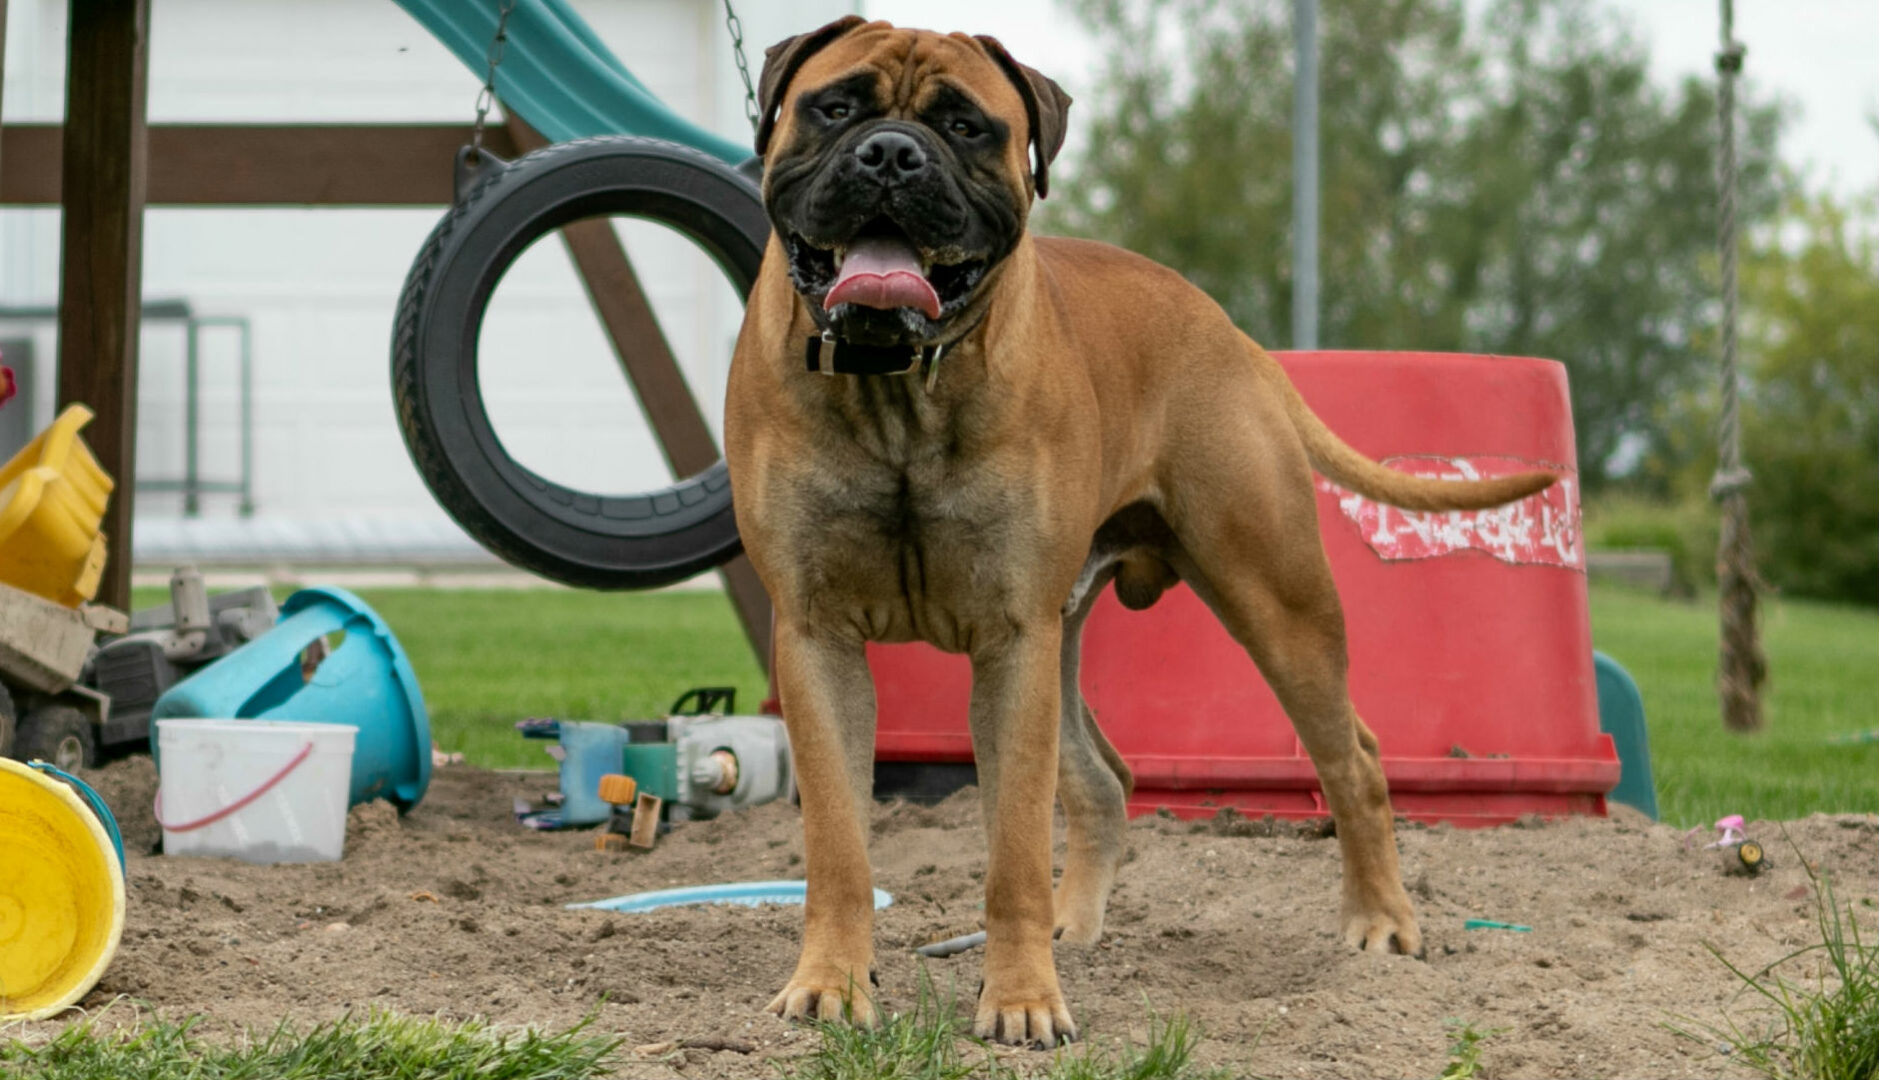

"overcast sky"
[863,0,1879,198]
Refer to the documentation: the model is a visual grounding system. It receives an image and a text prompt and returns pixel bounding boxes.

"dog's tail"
[1269,356,1558,512]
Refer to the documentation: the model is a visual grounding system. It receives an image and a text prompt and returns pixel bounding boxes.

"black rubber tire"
[392,137,769,589]
[13,703,96,771]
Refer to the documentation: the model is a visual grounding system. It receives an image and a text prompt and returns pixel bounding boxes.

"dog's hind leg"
[1174,544,1422,957]
[1161,384,1424,958]
[1054,580,1133,947]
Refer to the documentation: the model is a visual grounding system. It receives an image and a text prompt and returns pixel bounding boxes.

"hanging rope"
[1712,0,1766,732]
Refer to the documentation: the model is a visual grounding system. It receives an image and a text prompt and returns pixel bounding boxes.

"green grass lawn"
[1587,583,1878,826]
[351,588,767,768]
[127,586,769,771]
[1,999,1225,1080]
[2,1010,620,1080]
[153,581,1875,826]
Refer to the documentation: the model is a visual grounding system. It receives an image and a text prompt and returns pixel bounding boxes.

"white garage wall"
[0,0,853,554]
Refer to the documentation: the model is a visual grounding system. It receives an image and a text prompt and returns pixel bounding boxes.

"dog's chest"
[778,382,1040,644]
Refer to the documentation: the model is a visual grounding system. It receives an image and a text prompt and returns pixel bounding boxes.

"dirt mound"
[17,759,1876,1078]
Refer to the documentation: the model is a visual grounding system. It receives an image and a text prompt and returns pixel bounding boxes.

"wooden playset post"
[53,0,152,613]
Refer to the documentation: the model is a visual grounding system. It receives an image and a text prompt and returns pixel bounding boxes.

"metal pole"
[1292,0,1319,350]
[184,315,200,516]
[1712,0,1765,730]
[238,318,254,516]
[0,1,10,187]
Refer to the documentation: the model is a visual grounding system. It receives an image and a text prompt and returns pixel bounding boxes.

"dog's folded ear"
[973,36,1073,199]
[756,15,869,156]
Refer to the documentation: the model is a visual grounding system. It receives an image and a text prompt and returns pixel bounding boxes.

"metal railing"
[0,299,254,516]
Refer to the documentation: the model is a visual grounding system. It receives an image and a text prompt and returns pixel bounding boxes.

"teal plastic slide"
[1594,650,1659,820]
[392,0,752,166]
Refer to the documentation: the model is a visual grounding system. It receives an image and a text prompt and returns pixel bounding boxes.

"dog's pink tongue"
[824,235,941,320]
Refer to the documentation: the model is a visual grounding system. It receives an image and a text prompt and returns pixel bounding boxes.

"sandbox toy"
[0,757,125,1020]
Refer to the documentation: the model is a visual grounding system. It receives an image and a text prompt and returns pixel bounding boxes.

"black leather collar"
[803,311,987,388]
[803,334,940,377]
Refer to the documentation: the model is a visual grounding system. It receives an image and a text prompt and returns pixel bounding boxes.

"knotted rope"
[1713,0,1766,731]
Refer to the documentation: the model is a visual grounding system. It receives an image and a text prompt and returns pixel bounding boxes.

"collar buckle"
[805,334,939,379]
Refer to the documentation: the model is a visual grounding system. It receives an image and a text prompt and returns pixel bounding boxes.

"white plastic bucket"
[155,719,358,863]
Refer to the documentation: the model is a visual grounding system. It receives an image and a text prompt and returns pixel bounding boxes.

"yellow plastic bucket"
[0,758,125,1020]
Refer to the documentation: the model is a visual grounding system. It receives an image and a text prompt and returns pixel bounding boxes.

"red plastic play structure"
[781,352,1621,826]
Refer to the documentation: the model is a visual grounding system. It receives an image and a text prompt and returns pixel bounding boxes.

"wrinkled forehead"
[791,25,1026,120]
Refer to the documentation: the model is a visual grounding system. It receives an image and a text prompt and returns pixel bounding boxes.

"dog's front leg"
[969,618,1077,1046]
[766,620,880,1026]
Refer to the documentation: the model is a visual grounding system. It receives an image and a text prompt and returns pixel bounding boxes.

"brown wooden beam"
[1,123,520,205]
[56,0,151,612]
[505,117,773,673]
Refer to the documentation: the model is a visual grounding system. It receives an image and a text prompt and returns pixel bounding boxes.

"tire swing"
[390,137,768,589]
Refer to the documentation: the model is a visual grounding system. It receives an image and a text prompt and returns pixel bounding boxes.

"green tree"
[1047,0,1786,488]
[1672,193,1879,605]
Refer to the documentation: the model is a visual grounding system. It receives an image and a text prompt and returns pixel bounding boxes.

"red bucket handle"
[154,740,317,833]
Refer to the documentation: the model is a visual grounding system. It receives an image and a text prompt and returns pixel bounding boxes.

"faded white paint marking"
[1317,456,1583,570]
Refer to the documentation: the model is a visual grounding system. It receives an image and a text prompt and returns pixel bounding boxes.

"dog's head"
[755,19,1071,348]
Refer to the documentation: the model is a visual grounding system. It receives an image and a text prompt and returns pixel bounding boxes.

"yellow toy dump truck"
[0,404,124,768]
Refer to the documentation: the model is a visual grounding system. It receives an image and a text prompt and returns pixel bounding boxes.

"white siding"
[0,0,852,554]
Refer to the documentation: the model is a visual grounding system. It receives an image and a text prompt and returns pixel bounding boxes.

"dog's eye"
[823,104,851,121]
[948,119,980,138]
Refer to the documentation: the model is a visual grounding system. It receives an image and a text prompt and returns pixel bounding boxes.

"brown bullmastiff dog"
[724,17,1554,1047]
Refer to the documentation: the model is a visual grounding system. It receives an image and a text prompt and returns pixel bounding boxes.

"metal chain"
[722,0,759,133]
[471,0,518,161]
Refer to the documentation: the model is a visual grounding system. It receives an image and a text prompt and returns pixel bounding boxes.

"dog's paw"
[765,972,878,1027]
[973,982,1076,1047]
[1341,898,1425,959]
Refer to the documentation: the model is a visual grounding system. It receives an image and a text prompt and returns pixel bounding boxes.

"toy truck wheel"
[0,681,15,758]
[1737,840,1764,872]
[13,703,96,770]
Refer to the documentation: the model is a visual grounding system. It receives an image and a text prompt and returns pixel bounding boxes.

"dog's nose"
[854,130,927,180]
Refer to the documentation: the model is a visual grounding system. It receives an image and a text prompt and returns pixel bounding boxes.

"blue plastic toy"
[568,880,894,914]
[517,718,637,828]
[1594,651,1659,820]
[30,761,125,870]
[151,587,432,811]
